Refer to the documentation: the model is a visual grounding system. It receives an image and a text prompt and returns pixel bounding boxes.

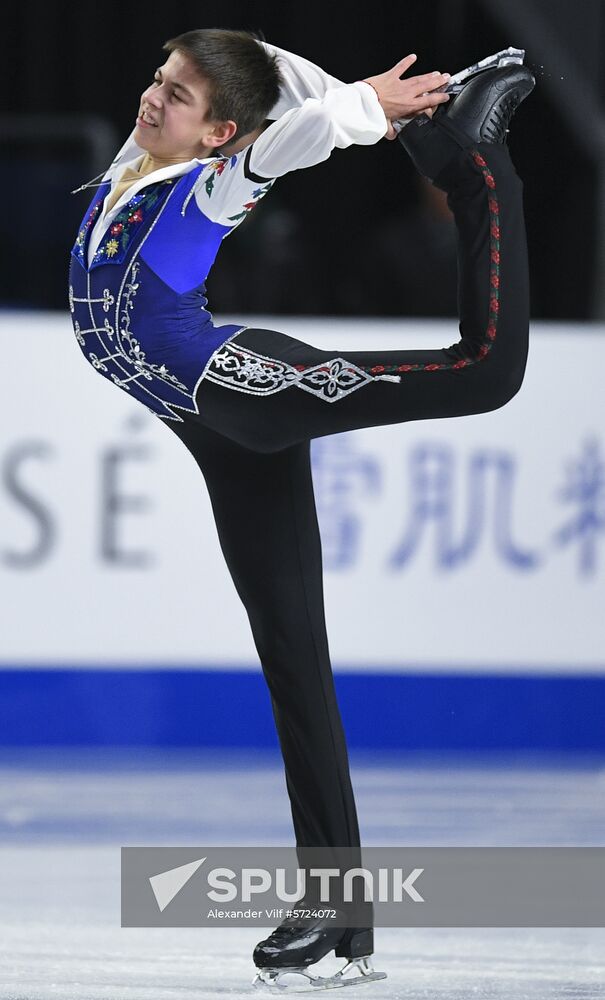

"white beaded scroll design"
[204,342,375,402]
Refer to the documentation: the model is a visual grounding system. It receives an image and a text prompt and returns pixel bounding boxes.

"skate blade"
[392,46,526,133]
[252,955,387,992]
[443,46,526,91]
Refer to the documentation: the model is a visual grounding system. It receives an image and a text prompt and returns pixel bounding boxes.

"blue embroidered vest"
[68,164,244,422]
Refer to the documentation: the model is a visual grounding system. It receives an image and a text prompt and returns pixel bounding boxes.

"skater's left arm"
[260,41,347,117]
[192,55,449,227]
[191,81,388,226]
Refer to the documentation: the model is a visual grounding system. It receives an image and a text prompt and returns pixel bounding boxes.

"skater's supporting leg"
[167,417,362,858]
[187,140,528,454]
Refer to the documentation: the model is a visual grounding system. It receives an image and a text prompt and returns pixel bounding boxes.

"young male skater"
[68,30,534,989]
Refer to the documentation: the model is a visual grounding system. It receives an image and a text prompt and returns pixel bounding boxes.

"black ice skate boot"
[252,913,386,991]
[398,65,535,189]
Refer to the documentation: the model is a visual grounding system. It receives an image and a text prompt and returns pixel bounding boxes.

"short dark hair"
[162,28,282,141]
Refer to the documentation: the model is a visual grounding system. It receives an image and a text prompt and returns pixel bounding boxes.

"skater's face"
[135,50,237,160]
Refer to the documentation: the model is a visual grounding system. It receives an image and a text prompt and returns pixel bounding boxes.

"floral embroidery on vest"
[89,182,170,266]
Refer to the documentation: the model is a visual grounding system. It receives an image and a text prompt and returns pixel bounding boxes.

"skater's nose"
[145,87,163,108]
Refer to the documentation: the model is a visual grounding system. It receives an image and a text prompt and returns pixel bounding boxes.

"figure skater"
[68,29,534,990]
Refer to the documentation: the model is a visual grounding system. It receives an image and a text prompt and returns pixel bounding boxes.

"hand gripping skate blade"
[252,955,387,992]
[392,46,526,133]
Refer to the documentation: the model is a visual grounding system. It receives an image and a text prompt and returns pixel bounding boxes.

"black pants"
[165,141,529,862]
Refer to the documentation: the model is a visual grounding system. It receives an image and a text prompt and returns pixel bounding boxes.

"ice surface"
[0,749,604,999]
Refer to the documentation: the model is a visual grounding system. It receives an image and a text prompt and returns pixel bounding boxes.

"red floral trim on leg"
[294,151,501,380]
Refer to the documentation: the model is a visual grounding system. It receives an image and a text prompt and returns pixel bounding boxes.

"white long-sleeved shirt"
[86,43,388,266]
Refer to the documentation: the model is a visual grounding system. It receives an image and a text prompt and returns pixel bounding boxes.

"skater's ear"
[201,118,239,149]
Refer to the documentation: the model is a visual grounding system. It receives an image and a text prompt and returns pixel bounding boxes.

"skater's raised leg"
[182,69,534,460]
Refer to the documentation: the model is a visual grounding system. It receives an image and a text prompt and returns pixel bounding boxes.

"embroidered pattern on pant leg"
[296,358,372,401]
[205,344,300,395]
[204,342,373,402]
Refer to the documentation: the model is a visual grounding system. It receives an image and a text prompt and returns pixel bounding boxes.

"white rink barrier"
[0,314,603,676]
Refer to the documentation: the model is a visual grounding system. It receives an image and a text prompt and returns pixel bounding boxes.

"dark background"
[3,0,604,318]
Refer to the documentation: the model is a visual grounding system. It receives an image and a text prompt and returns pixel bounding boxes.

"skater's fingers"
[405,73,449,97]
[411,92,450,114]
[384,121,398,140]
[392,53,417,77]
[419,92,451,106]
[365,66,449,123]
[409,71,451,92]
